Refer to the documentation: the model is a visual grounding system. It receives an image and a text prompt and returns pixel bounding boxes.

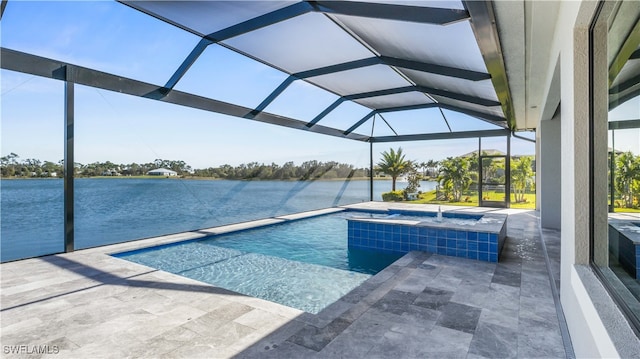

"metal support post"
[64,68,75,253]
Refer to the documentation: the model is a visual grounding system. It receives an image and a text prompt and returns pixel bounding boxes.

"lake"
[1,178,436,262]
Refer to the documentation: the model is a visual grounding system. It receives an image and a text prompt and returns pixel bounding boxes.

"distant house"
[102,169,120,176]
[147,168,178,177]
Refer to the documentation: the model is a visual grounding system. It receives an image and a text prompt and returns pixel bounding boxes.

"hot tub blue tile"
[447,239,456,249]
[479,233,489,242]
[447,230,457,239]
[456,240,467,249]
[489,243,498,253]
[468,241,478,251]
[438,247,447,255]
[438,238,447,247]
[401,243,409,251]
[456,249,466,258]
[427,237,437,246]
[457,231,467,239]
[428,228,437,237]
[446,248,456,256]
[410,227,419,236]
[489,253,498,262]
[479,242,489,252]
[479,252,489,261]
[393,242,402,251]
[468,232,478,241]
[467,251,478,260]
[490,234,498,242]
[427,245,437,253]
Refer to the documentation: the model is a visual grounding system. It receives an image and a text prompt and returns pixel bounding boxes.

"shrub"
[382,190,405,202]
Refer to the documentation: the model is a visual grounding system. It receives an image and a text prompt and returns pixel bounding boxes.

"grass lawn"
[614,207,640,213]
[406,190,536,209]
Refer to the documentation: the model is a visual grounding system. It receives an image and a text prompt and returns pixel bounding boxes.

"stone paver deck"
[1,204,570,358]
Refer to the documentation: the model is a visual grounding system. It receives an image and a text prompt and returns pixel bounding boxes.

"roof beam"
[344,110,376,135]
[463,1,516,129]
[205,2,314,42]
[160,2,313,92]
[1,0,8,20]
[370,129,511,143]
[346,85,501,107]
[609,119,640,130]
[310,1,470,25]
[375,102,507,126]
[294,57,382,78]
[380,56,491,81]
[305,98,346,128]
[245,76,296,119]
[1,48,369,143]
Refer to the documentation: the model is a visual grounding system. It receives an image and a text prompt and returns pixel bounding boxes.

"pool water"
[114,211,403,314]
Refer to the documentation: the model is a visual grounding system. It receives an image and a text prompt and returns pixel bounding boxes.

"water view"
[0,178,436,262]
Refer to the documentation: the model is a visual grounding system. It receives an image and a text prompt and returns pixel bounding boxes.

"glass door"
[479,155,508,208]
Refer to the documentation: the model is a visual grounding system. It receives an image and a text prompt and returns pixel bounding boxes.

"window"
[590,0,640,334]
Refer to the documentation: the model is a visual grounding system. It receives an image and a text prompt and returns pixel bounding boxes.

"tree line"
[376,147,536,203]
[0,153,368,180]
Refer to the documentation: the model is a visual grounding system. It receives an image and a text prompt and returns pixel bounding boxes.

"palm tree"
[511,156,534,203]
[615,151,640,208]
[377,147,412,191]
[437,156,472,202]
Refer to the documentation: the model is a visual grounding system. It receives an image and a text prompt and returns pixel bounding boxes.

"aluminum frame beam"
[608,119,640,130]
[370,129,511,143]
[464,1,517,130]
[346,85,501,107]
[1,48,369,143]
[311,1,470,25]
[64,67,75,253]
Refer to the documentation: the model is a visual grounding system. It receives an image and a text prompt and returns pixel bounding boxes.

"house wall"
[538,1,640,357]
[539,114,561,230]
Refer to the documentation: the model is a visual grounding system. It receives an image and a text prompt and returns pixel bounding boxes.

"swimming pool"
[114,211,403,314]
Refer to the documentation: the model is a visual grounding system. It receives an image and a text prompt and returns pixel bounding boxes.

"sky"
[2,1,631,170]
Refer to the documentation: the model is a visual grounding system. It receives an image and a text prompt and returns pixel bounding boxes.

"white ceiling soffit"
[120,0,513,133]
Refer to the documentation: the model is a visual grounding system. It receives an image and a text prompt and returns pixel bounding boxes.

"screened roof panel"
[332,14,488,73]
[222,12,373,74]
[122,1,296,36]
[431,95,505,120]
[401,69,499,102]
[345,0,465,10]
[381,109,451,135]
[355,92,434,109]
[174,45,290,109]
[315,101,373,130]
[1,1,200,85]
[262,80,340,121]
[307,65,412,96]
[443,110,504,131]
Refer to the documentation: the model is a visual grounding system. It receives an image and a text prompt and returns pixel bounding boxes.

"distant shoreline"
[1,175,399,182]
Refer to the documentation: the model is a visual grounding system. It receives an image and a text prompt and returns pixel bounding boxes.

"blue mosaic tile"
[468,232,478,241]
[401,243,409,251]
[457,231,467,239]
[456,240,467,249]
[427,237,437,246]
[447,230,457,239]
[428,228,437,237]
[456,249,466,258]
[489,253,498,262]
[479,242,489,252]
[438,247,447,255]
[427,245,437,253]
[446,239,455,248]
[437,229,446,238]
[467,251,478,260]
[490,234,498,242]
[489,243,498,253]
[468,241,478,251]
[479,232,489,242]
[438,238,447,247]
[478,252,489,261]
[446,248,456,256]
